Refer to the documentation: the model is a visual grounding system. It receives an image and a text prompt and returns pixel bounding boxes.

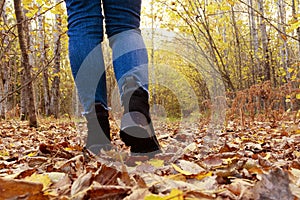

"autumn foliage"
[1,0,300,199]
[0,114,300,199]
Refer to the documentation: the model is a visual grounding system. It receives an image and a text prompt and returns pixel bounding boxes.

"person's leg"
[103,0,161,156]
[65,0,111,153]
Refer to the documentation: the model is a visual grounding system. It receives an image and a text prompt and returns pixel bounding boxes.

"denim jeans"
[65,0,149,114]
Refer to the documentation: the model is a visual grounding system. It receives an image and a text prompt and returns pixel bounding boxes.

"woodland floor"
[0,115,300,200]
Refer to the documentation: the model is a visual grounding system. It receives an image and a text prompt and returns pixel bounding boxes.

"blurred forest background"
[0,0,300,127]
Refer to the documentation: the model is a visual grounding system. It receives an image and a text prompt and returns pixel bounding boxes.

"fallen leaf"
[145,188,184,200]
[80,182,131,199]
[167,174,187,182]
[135,162,156,174]
[26,151,38,157]
[148,159,165,168]
[141,173,217,194]
[183,142,197,153]
[125,155,149,166]
[225,178,253,196]
[219,142,239,153]
[172,160,205,176]
[15,168,37,179]
[24,173,52,190]
[195,171,213,180]
[289,184,300,198]
[25,156,49,167]
[203,155,223,168]
[172,163,193,176]
[46,172,68,183]
[289,168,300,186]
[71,172,93,196]
[124,188,151,200]
[247,167,295,200]
[185,190,216,199]
[0,177,44,199]
[94,164,121,185]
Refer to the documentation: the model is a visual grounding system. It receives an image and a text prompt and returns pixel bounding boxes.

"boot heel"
[120,111,161,155]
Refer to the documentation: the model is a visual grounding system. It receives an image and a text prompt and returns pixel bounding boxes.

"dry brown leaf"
[71,171,93,196]
[219,142,239,153]
[83,182,131,199]
[258,154,273,168]
[133,174,148,188]
[135,162,157,173]
[55,155,84,177]
[94,164,121,185]
[46,172,71,196]
[186,190,216,199]
[125,155,149,166]
[141,173,217,194]
[0,177,44,199]
[202,155,223,168]
[15,168,37,179]
[247,166,264,175]
[123,188,151,200]
[289,184,300,198]
[289,168,300,188]
[121,164,134,186]
[245,167,295,200]
[225,178,253,197]
[291,160,300,169]
[176,159,206,175]
[2,117,300,199]
[25,156,49,167]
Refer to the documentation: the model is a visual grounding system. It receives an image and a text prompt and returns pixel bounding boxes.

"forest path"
[0,118,299,199]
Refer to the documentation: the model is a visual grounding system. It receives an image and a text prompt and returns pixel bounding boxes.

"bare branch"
[0,31,67,104]
[0,0,5,17]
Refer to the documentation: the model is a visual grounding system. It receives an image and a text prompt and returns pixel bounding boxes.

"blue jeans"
[65,0,149,114]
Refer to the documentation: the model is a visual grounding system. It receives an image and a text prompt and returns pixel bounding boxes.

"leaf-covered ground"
[0,117,300,199]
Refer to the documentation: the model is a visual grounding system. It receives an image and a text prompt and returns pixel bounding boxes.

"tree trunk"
[0,0,5,17]
[13,0,37,127]
[258,0,271,81]
[2,2,17,119]
[248,0,259,85]
[20,70,27,120]
[0,2,7,118]
[278,0,290,82]
[38,13,50,116]
[292,0,300,61]
[231,6,243,89]
[0,69,4,118]
[50,0,61,118]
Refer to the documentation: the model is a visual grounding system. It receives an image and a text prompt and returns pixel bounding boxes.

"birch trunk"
[292,0,300,60]
[1,2,15,119]
[231,6,242,89]
[278,0,290,81]
[13,0,37,127]
[0,2,6,118]
[38,13,50,116]
[248,0,259,84]
[50,0,61,118]
[258,0,271,81]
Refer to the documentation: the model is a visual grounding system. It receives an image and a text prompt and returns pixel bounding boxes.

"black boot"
[120,76,161,156]
[85,103,111,154]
